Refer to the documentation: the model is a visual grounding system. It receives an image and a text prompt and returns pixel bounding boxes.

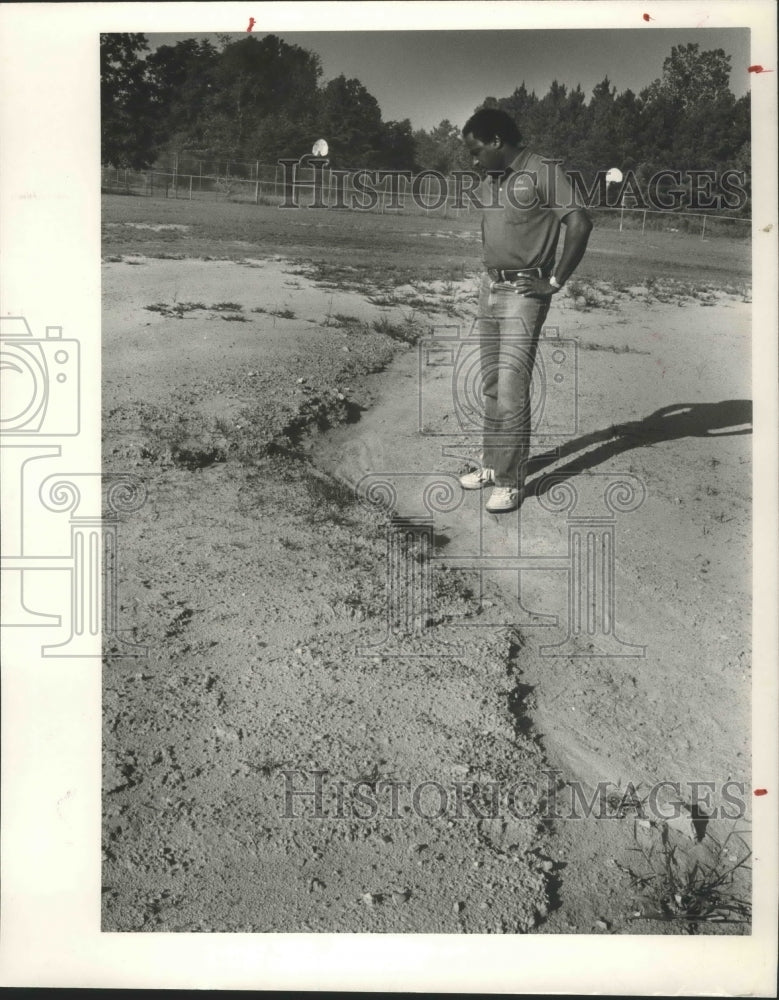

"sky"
[145,28,751,131]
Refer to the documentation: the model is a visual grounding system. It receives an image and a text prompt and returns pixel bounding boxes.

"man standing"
[459,108,592,513]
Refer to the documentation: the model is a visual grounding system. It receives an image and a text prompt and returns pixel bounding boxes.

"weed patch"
[209,301,243,312]
[372,314,422,345]
[144,301,208,319]
[578,341,651,355]
[566,279,615,310]
[332,312,362,326]
[133,380,362,470]
[618,821,751,933]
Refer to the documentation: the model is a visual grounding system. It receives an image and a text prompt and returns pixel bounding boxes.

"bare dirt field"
[102,194,752,934]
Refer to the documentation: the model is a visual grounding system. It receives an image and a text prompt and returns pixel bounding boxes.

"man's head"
[462,108,522,173]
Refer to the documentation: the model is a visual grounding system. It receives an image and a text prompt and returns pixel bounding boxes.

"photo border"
[1,1,776,992]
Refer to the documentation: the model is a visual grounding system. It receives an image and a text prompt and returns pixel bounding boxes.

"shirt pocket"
[502,181,543,225]
[505,201,543,226]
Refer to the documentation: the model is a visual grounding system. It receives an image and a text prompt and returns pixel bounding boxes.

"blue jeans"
[477,273,551,488]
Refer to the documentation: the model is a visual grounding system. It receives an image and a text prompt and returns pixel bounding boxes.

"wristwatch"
[549,275,563,291]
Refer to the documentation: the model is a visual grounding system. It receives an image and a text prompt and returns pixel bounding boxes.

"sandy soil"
[102,252,751,934]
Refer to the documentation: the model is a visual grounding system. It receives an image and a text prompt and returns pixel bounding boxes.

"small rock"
[594,918,610,931]
[296,377,306,384]
[361,893,374,907]
[539,859,554,872]
[665,813,697,841]
[453,901,464,914]
[309,878,325,893]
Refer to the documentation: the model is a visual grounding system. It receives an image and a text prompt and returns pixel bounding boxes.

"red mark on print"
[247,17,256,32]
[748,65,773,74]
[642,13,654,21]
[754,788,768,796]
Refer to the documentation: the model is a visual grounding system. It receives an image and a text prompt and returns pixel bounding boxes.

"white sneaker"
[459,467,494,490]
[486,486,521,513]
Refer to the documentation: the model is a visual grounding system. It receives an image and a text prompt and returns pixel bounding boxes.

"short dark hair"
[462,108,522,146]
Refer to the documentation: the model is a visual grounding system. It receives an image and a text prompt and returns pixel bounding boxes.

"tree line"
[102,34,749,195]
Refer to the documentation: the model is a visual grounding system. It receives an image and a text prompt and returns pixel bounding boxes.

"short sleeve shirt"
[477,148,588,273]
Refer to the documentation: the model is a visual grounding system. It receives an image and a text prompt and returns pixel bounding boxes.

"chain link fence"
[101,165,751,240]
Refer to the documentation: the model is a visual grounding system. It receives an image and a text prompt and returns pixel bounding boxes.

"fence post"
[254,178,260,205]
[189,175,193,200]
[641,209,646,234]
[619,201,624,232]
[701,215,707,241]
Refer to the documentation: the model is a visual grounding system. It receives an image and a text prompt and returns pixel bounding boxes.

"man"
[459,108,592,513]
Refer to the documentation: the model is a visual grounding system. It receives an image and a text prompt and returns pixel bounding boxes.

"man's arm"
[514,208,593,297]
[552,209,593,286]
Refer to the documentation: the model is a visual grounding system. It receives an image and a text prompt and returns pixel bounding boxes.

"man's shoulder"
[519,149,563,170]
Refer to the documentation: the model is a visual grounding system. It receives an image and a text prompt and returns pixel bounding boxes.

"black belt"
[487,267,543,282]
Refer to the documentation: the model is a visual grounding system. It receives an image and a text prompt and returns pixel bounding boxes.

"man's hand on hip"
[510,274,560,298]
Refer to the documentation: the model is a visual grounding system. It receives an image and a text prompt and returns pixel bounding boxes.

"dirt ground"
[102,197,752,934]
